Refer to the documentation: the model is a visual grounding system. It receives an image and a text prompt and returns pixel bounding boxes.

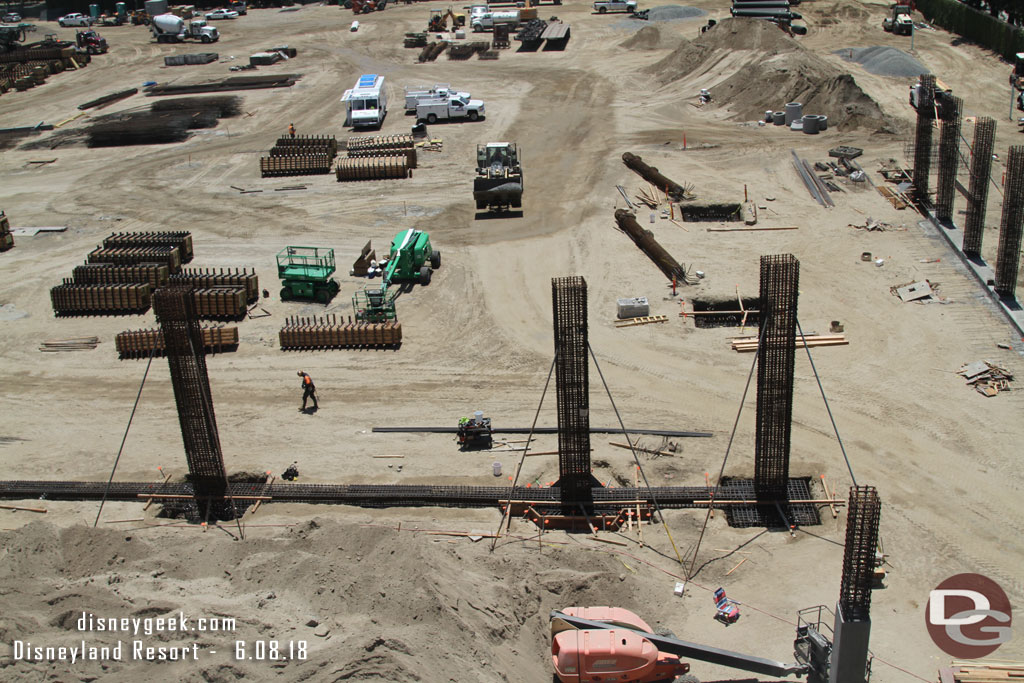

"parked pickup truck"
[416,94,485,123]
[593,0,637,13]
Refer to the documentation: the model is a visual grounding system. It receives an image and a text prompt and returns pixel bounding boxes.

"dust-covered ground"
[1,1,1023,681]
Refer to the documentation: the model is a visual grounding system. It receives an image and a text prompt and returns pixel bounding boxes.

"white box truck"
[416,93,485,123]
[341,74,387,128]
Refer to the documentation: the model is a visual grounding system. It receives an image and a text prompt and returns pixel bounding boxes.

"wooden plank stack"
[193,287,247,319]
[39,337,100,352]
[279,315,402,350]
[170,267,259,303]
[88,246,182,273]
[103,231,194,263]
[116,325,239,358]
[73,263,170,289]
[336,156,410,181]
[0,210,13,252]
[50,282,152,315]
[940,661,1024,682]
[731,334,848,352]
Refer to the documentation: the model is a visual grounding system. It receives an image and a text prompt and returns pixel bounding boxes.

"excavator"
[353,228,440,322]
[428,7,465,32]
[0,23,28,52]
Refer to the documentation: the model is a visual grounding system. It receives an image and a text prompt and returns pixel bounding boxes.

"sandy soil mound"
[649,18,895,131]
[816,2,871,25]
[620,25,666,50]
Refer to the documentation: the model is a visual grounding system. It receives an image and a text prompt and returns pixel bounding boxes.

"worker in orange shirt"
[297,370,318,411]
[288,122,296,138]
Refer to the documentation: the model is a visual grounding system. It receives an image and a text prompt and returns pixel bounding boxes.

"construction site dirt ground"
[1,1,1023,681]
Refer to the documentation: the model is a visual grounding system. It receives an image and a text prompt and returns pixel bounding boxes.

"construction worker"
[297,371,318,411]
[288,122,296,138]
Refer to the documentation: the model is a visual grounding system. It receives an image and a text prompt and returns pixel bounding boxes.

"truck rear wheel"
[427,113,437,124]
[598,6,607,13]
[430,250,440,269]
[419,266,431,285]
[468,110,479,121]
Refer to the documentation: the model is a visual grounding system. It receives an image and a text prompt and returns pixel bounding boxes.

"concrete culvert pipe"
[772,111,785,125]
[785,102,803,125]
[802,114,819,134]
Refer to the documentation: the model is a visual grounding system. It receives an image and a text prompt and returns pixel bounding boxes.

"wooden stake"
[372,454,406,458]
[669,218,689,232]
[143,471,174,511]
[588,536,628,547]
[726,557,748,576]
[103,518,144,523]
[705,472,713,519]
[608,442,675,458]
[821,474,838,518]
[0,504,47,513]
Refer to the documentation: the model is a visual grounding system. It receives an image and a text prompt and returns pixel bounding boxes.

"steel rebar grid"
[964,117,997,257]
[839,485,881,621]
[153,287,228,515]
[996,145,1024,297]
[755,254,799,502]
[551,276,596,510]
[912,74,936,204]
[935,94,963,222]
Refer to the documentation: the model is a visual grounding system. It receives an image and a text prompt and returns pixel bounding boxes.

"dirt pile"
[620,25,667,50]
[648,18,895,131]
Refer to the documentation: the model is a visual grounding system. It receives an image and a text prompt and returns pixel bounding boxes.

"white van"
[342,74,387,128]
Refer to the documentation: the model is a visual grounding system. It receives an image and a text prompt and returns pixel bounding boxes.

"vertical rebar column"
[754,254,799,502]
[912,74,936,204]
[964,117,997,257]
[935,94,963,222]
[996,145,1024,297]
[552,276,593,510]
[839,486,881,621]
[153,287,227,511]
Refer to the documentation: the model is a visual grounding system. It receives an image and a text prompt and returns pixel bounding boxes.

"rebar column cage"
[839,485,881,621]
[996,145,1024,297]
[935,93,963,223]
[754,254,799,502]
[912,74,936,204]
[551,276,597,510]
[153,287,228,509]
[964,117,997,257]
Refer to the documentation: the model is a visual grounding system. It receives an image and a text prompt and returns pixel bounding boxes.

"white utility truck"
[416,93,485,123]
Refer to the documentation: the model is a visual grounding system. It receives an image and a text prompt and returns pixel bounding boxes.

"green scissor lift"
[277,246,340,303]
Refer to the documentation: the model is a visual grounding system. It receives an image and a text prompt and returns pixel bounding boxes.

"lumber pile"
[50,282,151,315]
[957,361,1014,397]
[39,337,100,352]
[170,267,259,303]
[88,245,182,273]
[336,156,410,181]
[192,287,247,319]
[730,334,848,352]
[116,325,238,358]
[940,661,1024,682]
[0,210,13,252]
[72,262,170,289]
[103,231,193,262]
[280,315,402,350]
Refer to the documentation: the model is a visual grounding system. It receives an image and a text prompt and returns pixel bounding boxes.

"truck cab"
[342,73,387,128]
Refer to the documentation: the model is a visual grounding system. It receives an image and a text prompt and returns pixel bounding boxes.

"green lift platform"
[277,246,340,303]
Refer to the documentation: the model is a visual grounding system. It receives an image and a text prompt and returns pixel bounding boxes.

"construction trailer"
[341,73,387,128]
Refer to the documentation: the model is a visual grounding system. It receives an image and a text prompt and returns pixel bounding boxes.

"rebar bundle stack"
[755,254,799,503]
[103,231,194,263]
[963,117,996,256]
[150,95,243,118]
[995,145,1024,298]
[335,156,410,181]
[613,209,690,282]
[73,262,170,289]
[622,152,696,202]
[116,325,239,359]
[515,19,548,42]
[170,267,259,303]
[88,246,182,273]
[279,315,402,350]
[192,287,247,319]
[50,282,152,315]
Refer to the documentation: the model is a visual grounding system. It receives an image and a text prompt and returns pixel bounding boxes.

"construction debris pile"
[939,661,1024,682]
[260,134,337,177]
[890,280,944,303]
[957,361,1014,397]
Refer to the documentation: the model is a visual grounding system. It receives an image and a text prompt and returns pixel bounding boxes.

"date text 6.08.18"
[234,640,308,661]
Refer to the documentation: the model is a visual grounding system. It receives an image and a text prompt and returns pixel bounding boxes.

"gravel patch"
[835,46,928,78]
[614,5,705,30]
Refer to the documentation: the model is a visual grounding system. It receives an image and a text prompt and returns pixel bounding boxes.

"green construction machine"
[277,246,341,303]
[353,229,440,322]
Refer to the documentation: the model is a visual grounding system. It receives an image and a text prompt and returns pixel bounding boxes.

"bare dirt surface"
[1,1,1023,681]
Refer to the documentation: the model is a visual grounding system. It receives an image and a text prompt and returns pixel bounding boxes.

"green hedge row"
[917,0,1024,60]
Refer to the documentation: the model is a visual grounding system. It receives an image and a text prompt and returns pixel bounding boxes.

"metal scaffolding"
[552,276,597,510]
[153,287,228,519]
[935,93,963,223]
[912,74,936,204]
[755,254,799,502]
[839,486,881,621]
[996,145,1024,298]
[964,117,997,257]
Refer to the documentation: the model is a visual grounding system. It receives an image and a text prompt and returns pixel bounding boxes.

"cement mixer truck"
[150,13,219,43]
